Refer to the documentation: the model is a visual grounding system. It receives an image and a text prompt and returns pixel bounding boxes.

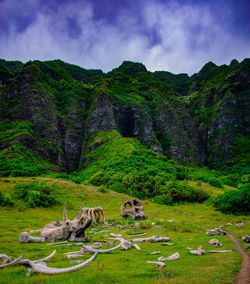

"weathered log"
[121,199,146,220]
[32,250,56,263]
[158,252,179,262]
[110,233,122,238]
[132,236,170,243]
[0,254,11,265]
[189,250,205,255]
[65,254,86,259]
[21,252,98,275]
[0,255,23,269]
[19,232,45,243]
[22,203,92,243]
[78,242,122,254]
[150,251,160,255]
[132,244,141,250]
[64,243,102,255]
[208,239,218,244]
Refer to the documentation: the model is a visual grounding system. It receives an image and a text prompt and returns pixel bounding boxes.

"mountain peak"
[115,61,147,75]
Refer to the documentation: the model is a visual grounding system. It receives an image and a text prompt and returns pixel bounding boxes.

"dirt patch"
[227,231,250,284]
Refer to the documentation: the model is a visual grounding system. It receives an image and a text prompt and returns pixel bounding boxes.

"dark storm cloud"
[0,0,249,74]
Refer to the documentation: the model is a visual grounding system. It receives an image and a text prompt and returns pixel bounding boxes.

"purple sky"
[0,0,249,74]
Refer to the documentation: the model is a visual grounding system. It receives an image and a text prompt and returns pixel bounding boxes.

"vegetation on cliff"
[0,58,249,213]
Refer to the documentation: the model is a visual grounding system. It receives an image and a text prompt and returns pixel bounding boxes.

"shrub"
[0,191,14,206]
[153,194,173,205]
[14,181,61,208]
[213,183,250,215]
[109,182,127,193]
[160,181,209,203]
[209,177,224,188]
[98,185,107,193]
[176,168,190,180]
[89,171,109,186]
[0,156,48,177]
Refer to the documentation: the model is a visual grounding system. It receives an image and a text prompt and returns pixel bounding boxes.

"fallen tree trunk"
[131,236,170,243]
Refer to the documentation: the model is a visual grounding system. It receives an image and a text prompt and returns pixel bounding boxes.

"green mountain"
[0,58,249,195]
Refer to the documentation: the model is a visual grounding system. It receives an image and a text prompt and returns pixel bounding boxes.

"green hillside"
[0,177,249,284]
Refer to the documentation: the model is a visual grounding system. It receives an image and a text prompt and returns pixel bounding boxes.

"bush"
[109,182,127,193]
[209,177,224,188]
[176,168,190,180]
[153,194,173,205]
[160,181,209,203]
[89,171,109,186]
[14,181,61,208]
[0,157,48,177]
[0,191,14,206]
[98,185,107,193]
[213,184,250,215]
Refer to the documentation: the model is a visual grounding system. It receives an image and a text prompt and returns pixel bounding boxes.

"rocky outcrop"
[0,58,249,172]
[154,103,202,164]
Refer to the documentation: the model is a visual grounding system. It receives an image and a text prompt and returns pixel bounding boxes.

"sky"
[0,0,249,75]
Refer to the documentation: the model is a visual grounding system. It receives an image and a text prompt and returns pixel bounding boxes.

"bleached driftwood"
[64,243,102,255]
[0,254,11,265]
[207,226,224,232]
[208,239,218,244]
[22,252,98,275]
[110,233,122,238]
[132,244,141,250]
[189,250,205,256]
[0,255,23,269]
[158,252,179,262]
[65,241,122,255]
[121,199,146,220]
[83,206,106,224]
[150,251,160,255]
[19,232,46,243]
[131,236,170,243]
[22,203,92,243]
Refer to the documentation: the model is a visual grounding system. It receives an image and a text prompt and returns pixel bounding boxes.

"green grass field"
[0,177,249,284]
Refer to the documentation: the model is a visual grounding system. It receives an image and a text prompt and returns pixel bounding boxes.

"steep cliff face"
[0,58,249,173]
[188,58,250,166]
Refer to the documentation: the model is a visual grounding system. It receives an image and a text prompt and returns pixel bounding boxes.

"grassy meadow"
[0,177,249,284]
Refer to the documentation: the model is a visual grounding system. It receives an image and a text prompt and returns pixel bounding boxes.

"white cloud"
[0,0,249,75]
